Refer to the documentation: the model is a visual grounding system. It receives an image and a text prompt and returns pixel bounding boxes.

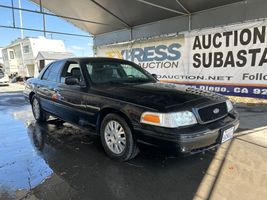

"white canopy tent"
[28,0,267,46]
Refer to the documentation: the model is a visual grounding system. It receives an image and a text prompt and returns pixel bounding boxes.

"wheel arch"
[29,91,35,103]
[96,107,134,135]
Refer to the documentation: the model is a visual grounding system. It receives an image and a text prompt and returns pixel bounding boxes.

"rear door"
[36,60,64,115]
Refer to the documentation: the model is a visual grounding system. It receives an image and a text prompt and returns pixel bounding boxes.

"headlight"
[140,111,197,128]
[226,100,233,112]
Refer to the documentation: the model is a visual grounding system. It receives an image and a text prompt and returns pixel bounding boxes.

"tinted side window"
[42,61,63,82]
[60,62,84,84]
[42,64,52,80]
[47,62,62,82]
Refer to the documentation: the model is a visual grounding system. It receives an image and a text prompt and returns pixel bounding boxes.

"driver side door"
[56,61,91,126]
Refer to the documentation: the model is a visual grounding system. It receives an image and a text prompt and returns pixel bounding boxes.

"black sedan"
[24,57,239,161]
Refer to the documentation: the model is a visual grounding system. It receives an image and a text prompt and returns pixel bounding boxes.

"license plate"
[221,127,234,143]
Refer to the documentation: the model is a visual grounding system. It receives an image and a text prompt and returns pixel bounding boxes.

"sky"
[0,0,93,56]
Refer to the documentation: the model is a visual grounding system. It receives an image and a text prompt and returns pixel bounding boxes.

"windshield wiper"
[98,79,153,85]
[124,78,153,83]
[107,80,125,85]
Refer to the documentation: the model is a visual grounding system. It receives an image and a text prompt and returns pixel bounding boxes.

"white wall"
[29,37,66,57]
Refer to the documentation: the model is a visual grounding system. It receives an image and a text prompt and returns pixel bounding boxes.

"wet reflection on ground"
[0,93,214,200]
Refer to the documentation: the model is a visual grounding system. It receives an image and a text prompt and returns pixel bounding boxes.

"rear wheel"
[100,113,139,161]
[31,96,48,122]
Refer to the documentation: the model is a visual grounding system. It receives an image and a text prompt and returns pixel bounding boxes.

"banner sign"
[96,20,267,98]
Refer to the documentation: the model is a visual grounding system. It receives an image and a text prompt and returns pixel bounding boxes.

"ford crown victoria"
[24,57,239,161]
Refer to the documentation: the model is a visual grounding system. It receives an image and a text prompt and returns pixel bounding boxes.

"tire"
[31,95,48,122]
[100,113,139,161]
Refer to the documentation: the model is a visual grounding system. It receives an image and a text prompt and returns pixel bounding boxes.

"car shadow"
[26,121,216,200]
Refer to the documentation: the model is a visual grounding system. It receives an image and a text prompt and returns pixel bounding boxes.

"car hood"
[92,82,226,111]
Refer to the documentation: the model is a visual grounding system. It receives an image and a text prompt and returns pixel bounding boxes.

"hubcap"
[104,120,126,154]
[32,99,40,119]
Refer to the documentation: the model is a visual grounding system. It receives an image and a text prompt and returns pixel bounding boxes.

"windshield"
[85,60,156,84]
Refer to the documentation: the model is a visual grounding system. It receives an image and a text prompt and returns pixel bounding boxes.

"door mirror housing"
[65,77,79,85]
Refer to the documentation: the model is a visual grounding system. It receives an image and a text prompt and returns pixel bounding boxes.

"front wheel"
[31,96,48,122]
[100,114,139,161]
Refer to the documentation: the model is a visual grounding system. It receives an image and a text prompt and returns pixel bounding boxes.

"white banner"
[96,20,267,98]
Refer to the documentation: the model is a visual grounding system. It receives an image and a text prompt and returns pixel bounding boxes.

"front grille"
[197,102,227,123]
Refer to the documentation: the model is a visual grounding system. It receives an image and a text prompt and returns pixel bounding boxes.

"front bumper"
[23,91,30,102]
[134,111,239,154]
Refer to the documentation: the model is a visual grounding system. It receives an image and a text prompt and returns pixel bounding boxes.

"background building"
[35,51,74,73]
[2,36,68,77]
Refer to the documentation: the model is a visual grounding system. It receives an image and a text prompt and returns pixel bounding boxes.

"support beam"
[188,14,191,31]
[175,0,191,32]
[18,0,24,38]
[39,0,46,37]
[175,0,191,14]
[11,0,15,27]
[0,4,108,27]
[90,0,131,28]
[0,25,92,38]
[136,0,187,15]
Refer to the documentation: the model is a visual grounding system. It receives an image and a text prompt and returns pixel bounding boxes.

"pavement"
[0,90,266,200]
[0,83,25,93]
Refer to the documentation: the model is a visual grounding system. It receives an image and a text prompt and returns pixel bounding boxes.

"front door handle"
[53,88,60,93]
[53,89,64,100]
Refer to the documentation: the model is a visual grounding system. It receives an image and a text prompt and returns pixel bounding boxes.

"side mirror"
[65,77,79,85]
[152,74,158,79]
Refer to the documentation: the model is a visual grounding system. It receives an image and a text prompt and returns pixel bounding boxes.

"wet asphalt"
[0,92,239,200]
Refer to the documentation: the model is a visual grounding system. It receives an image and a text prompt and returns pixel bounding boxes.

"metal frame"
[0,0,212,39]
[0,25,92,38]
[1,0,253,42]
[0,0,104,38]
[95,0,263,46]
[175,0,191,31]
[0,4,107,26]
[11,0,15,27]
[136,0,192,31]
[39,0,46,37]
[175,0,190,14]
[90,0,131,28]
[136,0,187,15]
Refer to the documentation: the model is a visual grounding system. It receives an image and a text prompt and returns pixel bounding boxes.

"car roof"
[57,57,132,63]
